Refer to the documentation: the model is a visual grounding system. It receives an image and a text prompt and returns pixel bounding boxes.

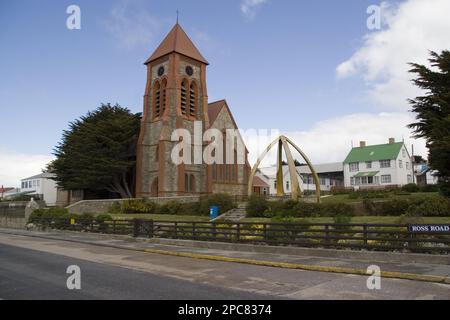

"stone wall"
[67,196,201,215]
[0,200,44,229]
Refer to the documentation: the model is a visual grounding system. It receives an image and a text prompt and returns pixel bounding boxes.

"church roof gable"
[145,23,209,65]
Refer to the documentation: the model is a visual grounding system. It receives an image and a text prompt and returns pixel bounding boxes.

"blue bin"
[209,206,219,219]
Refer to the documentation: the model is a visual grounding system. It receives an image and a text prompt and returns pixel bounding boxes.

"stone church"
[135,23,251,198]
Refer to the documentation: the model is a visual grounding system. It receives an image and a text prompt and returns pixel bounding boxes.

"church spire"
[145,23,209,65]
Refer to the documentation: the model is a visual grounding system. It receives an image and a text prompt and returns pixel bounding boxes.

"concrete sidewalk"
[0,227,448,282]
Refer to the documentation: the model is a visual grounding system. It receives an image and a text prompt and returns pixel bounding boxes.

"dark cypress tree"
[52,103,141,198]
[408,50,450,196]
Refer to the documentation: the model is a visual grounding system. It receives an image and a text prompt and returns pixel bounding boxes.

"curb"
[141,248,450,285]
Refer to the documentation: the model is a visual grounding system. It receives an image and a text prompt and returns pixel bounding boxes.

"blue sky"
[1,0,450,186]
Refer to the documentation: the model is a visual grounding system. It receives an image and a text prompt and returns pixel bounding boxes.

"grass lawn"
[319,192,441,204]
[242,216,450,224]
[104,213,209,222]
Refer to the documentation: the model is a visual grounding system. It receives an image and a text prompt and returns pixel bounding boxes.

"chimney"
[389,138,395,144]
[359,141,366,148]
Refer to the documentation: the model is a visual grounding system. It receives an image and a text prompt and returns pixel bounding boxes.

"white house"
[414,163,439,186]
[20,172,58,206]
[343,138,413,189]
[297,162,344,192]
[257,162,344,195]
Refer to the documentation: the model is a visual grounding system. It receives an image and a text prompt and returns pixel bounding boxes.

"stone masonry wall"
[67,196,201,215]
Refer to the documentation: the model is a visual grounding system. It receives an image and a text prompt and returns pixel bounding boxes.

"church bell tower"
[136,23,212,197]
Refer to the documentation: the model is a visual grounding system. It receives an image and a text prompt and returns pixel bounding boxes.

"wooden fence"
[30,217,450,253]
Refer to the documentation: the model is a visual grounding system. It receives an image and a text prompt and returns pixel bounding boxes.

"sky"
[1,0,450,187]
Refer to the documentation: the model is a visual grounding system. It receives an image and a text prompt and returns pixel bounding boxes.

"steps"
[212,203,247,222]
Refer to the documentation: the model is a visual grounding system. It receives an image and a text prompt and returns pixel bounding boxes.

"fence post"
[324,225,330,247]
[149,220,154,238]
[363,224,368,248]
[174,222,178,239]
[212,222,217,241]
[236,223,241,242]
[263,223,268,241]
[133,219,140,238]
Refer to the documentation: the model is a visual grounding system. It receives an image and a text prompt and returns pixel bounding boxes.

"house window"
[349,162,359,172]
[402,149,406,157]
[381,175,391,184]
[399,160,403,168]
[33,180,36,187]
[355,177,361,185]
[361,176,368,185]
[350,177,355,186]
[406,162,410,170]
[274,181,277,189]
[321,178,327,185]
[366,161,372,169]
[380,160,391,168]
[21,182,24,188]
[286,180,289,190]
[28,181,32,188]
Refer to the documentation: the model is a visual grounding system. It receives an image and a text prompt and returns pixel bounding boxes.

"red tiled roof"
[253,176,269,187]
[145,23,209,65]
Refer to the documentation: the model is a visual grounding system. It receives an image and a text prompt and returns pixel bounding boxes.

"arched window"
[153,81,161,119]
[161,78,167,116]
[180,79,187,115]
[189,81,197,117]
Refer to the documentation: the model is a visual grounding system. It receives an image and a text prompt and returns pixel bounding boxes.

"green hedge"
[109,193,235,216]
[363,196,450,217]
[247,197,354,218]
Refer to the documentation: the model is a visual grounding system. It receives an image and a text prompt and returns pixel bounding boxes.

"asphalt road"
[0,243,274,300]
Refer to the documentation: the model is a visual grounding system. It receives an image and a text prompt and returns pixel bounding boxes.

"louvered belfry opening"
[181,80,187,115]
[189,82,197,116]
[161,78,167,115]
[153,81,161,119]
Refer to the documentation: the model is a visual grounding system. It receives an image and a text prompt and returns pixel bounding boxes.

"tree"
[408,50,450,196]
[52,103,141,198]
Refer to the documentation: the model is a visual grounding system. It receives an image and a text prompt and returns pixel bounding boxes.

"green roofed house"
[343,138,413,189]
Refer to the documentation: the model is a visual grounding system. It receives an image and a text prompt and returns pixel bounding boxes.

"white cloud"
[102,0,163,49]
[244,112,426,167]
[337,0,450,110]
[240,0,268,19]
[0,146,54,187]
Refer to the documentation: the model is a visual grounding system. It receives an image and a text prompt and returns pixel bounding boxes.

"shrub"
[246,195,268,217]
[159,200,182,215]
[438,181,450,197]
[200,193,236,215]
[402,183,420,193]
[419,184,439,193]
[377,199,410,216]
[406,197,450,217]
[119,199,158,214]
[330,186,354,195]
[319,202,354,217]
